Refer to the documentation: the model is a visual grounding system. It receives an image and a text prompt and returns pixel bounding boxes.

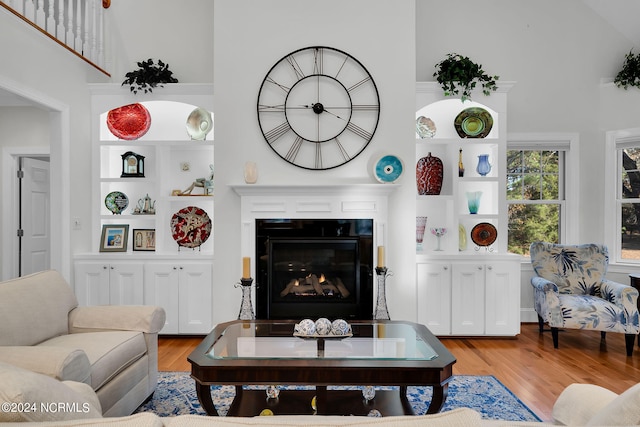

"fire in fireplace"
[255,219,374,320]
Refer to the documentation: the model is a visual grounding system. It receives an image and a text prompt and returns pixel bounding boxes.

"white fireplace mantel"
[230,183,399,274]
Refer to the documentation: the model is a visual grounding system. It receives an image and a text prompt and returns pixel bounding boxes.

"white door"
[20,157,50,276]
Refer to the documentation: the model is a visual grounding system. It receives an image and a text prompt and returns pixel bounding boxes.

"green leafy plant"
[614,50,640,90]
[122,59,178,94]
[433,53,499,102]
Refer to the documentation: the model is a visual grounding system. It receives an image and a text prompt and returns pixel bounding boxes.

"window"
[506,134,578,256]
[606,129,640,264]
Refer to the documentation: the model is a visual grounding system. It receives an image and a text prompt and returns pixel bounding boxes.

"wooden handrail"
[1,0,110,77]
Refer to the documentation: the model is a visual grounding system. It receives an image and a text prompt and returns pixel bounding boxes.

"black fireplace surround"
[255,219,374,320]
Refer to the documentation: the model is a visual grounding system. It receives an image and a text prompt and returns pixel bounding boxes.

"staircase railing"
[1,0,109,76]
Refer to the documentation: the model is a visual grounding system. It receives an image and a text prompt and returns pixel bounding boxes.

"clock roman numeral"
[286,55,305,80]
[333,137,351,162]
[264,122,292,143]
[265,77,290,93]
[345,122,372,140]
[347,76,372,92]
[315,142,323,169]
[285,136,304,162]
[352,104,379,112]
[258,104,285,112]
[313,48,323,75]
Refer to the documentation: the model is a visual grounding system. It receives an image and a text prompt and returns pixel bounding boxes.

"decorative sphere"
[331,319,350,335]
[315,318,332,335]
[295,319,316,335]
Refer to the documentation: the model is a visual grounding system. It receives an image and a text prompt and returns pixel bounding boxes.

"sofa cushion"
[39,331,147,391]
[0,270,78,346]
[0,346,91,384]
[0,361,101,422]
[552,383,618,426]
[165,408,483,427]
[587,382,640,426]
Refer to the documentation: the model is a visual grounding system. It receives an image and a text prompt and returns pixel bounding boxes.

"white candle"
[377,246,385,268]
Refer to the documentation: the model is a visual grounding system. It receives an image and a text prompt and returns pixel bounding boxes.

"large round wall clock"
[257,46,380,170]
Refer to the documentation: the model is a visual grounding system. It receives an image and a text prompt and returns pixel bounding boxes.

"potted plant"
[614,49,640,90]
[433,53,499,101]
[122,58,179,94]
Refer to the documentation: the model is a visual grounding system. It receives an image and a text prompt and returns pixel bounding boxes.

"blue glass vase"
[476,154,492,176]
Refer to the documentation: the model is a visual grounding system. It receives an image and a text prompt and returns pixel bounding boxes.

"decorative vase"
[416,152,443,195]
[476,154,491,176]
[416,216,427,251]
[458,148,465,177]
[466,191,482,214]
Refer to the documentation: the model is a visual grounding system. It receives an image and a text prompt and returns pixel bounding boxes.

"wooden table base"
[195,383,448,417]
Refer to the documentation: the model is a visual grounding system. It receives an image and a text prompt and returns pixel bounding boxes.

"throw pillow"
[553,383,618,426]
[0,361,102,422]
[587,382,640,426]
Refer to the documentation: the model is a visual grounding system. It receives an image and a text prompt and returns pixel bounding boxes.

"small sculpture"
[177,164,214,196]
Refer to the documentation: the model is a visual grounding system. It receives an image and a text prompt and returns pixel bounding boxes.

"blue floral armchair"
[530,242,639,356]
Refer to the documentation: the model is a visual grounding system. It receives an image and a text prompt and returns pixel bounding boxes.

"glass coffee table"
[188,319,456,417]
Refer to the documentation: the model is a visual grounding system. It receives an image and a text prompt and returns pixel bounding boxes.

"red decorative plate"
[471,222,498,247]
[106,103,151,140]
[170,206,212,249]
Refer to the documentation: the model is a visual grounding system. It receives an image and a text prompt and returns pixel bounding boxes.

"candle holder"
[374,267,392,320]
[235,278,255,320]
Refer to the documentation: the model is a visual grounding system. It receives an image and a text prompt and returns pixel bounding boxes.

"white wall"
[212,0,416,323]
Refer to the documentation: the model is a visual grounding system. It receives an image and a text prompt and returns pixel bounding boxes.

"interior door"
[20,157,50,276]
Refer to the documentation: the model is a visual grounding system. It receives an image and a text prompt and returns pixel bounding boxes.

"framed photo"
[133,229,156,251]
[100,224,129,252]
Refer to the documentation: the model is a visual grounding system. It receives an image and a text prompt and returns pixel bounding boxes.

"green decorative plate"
[454,107,493,138]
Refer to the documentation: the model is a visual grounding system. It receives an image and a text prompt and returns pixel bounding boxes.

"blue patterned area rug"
[135,371,540,422]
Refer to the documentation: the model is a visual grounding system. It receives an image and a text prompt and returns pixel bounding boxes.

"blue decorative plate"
[374,155,404,183]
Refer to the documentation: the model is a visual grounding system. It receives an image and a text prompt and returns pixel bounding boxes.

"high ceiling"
[1,2,638,108]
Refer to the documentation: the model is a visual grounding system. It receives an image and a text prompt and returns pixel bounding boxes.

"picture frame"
[100,224,129,252]
[133,229,156,251]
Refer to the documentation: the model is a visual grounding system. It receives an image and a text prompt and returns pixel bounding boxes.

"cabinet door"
[485,261,521,335]
[417,262,451,335]
[108,263,144,305]
[178,263,213,334]
[74,262,110,306]
[144,263,180,334]
[451,263,485,335]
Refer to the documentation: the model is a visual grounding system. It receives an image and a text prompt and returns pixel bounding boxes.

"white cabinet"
[417,256,520,336]
[74,261,143,306]
[144,262,213,334]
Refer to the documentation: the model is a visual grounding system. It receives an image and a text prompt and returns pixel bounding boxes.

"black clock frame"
[257,46,380,170]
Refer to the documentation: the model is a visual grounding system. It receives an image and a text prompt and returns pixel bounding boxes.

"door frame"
[0,76,69,281]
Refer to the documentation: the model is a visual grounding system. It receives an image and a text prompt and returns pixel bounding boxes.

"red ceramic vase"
[416,153,443,195]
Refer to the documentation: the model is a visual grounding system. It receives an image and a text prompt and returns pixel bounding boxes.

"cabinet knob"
[103,265,108,270]
[477,266,483,270]
[179,266,184,270]
[173,266,177,270]
[487,265,493,270]
[443,266,448,271]
[110,266,114,270]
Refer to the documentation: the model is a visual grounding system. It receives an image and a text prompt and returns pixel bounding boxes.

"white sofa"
[0,270,166,417]
[2,359,640,426]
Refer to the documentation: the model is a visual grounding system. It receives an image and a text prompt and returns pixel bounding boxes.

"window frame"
[605,128,640,265]
[506,133,579,257]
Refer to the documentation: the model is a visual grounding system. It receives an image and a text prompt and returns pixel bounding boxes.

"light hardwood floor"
[158,323,640,422]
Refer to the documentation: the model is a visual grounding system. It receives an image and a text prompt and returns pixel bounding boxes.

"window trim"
[507,133,579,256]
[605,127,640,265]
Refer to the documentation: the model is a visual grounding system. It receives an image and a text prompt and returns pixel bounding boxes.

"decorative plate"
[416,116,436,138]
[374,155,404,183]
[454,107,493,139]
[170,206,212,249]
[471,222,498,247]
[186,107,213,140]
[104,191,129,215]
[106,103,151,140]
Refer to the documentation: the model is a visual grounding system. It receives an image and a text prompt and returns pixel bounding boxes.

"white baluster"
[57,0,66,41]
[82,0,89,57]
[46,0,55,36]
[97,0,105,68]
[24,0,35,22]
[89,0,97,62]
[35,0,45,28]
[74,0,82,54]
[66,0,75,48]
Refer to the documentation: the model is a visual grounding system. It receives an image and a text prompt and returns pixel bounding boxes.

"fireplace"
[255,219,373,320]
